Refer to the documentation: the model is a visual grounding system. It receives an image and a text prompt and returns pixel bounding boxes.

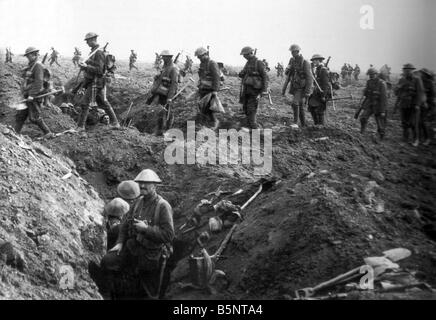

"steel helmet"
[367,67,378,75]
[209,216,223,233]
[403,63,415,70]
[117,180,140,200]
[195,47,208,57]
[23,47,39,56]
[310,54,325,61]
[240,46,254,55]
[84,32,98,41]
[134,169,162,183]
[104,198,130,218]
[289,44,301,52]
[160,50,173,57]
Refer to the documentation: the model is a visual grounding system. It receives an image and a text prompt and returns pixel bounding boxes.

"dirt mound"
[0,124,105,299]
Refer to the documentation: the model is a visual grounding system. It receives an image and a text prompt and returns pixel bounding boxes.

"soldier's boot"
[319,112,325,126]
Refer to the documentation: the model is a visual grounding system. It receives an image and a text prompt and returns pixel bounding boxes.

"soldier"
[380,64,391,82]
[341,63,348,80]
[417,68,435,145]
[49,47,60,66]
[353,64,360,80]
[262,59,271,72]
[282,44,312,127]
[104,198,130,251]
[238,46,269,130]
[129,50,138,71]
[359,68,388,140]
[76,32,120,130]
[184,55,193,74]
[347,64,354,80]
[308,54,330,126]
[147,50,179,135]
[276,62,284,78]
[100,169,175,299]
[15,47,53,138]
[195,47,222,129]
[154,52,163,71]
[72,47,81,66]
[6,48,13,63]
[394,63,425,147]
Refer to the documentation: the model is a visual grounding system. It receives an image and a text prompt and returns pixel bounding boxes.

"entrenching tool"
[165,77,195,122]
[295,265,365,299]
[11,87,65,110]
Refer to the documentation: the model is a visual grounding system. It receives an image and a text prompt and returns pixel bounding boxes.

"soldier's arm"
[28,63,44,96]
[238,65,247,79]
[209,60,221,91]
[415,77,425,106]
[85,50,105,77]
[167,67,179,99]
[258,60,269,93]
[141,202,175,244]
[303,60,313,96]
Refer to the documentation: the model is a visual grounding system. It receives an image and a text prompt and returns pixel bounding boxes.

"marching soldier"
[195,47,222,129]
[275,62,284,78]
[308,54,330,126]
[49,47,60,66]
[154,52,162,71]
[129,50,138,71]
[147,50,179,135]
[72,47,81,66]
[184,55,193,74]
[282,44,313,127]
[262,59,270,72]
[417,68,435,146]
[239,46,269,130]
[394,63,425,147]
[341,63,348,80]
[15,47,53,138]
[76,32,120,130]
[359,67,388,140]
[353,64,360,80]
[100,169,175,299]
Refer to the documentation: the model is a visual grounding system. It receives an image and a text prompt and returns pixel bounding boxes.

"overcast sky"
[1,0,435,72]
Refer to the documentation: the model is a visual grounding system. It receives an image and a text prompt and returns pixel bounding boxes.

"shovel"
[10,87,65,110]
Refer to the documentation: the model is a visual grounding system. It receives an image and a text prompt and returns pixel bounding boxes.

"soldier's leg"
[400,108,410,141]
[98,86,120,127]
[411,106,420,143]
[359,108,372,134]
[291,91,300,124]
[15,108,30,134]
[308,106,317,125]
[28,100,51,134]
[318,106,326,126]
[420,107,430,143]
[246,95,259,129]
[77,87,92,129]
[375,113,386,139]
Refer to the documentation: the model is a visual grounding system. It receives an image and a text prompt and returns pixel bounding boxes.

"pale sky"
[0,0,435,72]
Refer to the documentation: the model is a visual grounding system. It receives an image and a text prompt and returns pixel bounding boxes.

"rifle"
[325,56,331,69]
[354,96,367,119]
[41,52,49,64]
[165,77,195,122]
[103,42,109,52]
[174,52,181,64]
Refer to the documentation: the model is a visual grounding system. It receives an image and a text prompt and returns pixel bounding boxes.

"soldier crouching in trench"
[97,169,175,299]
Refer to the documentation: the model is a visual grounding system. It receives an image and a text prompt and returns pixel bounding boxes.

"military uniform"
[354,65,360,80]
[309,63,330,125]
[77,44,120,128]
[282,54,312,126]
[198,57,221,127]
[101,193,174,297]
[15,60,52,135]
[72,48,81,66]
[275,63,284,77]
[129,51,138,71]
[360,75,388,139]
[395,69,424,142]
[240,56,268,129]
[49,49,60,66]
[148,58,179,135]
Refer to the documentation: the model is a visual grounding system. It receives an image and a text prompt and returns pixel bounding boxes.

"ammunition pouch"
[155,84,169,96]
[244,73,263,90]
[199,79,213,90]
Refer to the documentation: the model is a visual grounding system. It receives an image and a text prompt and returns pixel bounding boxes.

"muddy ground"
[0,56,435,300]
